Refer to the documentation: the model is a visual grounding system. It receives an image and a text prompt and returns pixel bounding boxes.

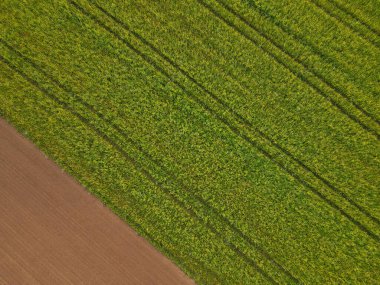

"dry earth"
[0,118,195,285]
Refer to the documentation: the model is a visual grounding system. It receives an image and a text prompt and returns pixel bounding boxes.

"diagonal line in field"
[60,164,220,284]
[308,0,380,49]
[79,1,380,236]
[0,45,279,285]
[213,0,380,126]
[328,0,380,37]
[197,0,380,139]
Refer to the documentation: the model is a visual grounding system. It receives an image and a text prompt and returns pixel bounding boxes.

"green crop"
[1,0,379,284]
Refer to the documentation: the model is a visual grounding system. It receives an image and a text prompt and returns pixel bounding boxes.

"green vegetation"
[1,0,379,283]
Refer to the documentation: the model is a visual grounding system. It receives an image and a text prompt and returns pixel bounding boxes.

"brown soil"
[0,118,195,285]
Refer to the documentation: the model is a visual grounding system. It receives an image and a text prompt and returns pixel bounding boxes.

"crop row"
[87,0,380,216]
[1,0,379,283]
[76,0,380,228]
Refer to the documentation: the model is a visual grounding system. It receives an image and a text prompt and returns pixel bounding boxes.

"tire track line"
[0,49,279,285]
[241,0,379,100]
[1,37,300,283]
[329,0,380,37]
[80,1,380,235]
[133,0,379,132]
[309,0,380,49]
[61,164,219,285]
[197,0,380,138]
[214,0,380,126]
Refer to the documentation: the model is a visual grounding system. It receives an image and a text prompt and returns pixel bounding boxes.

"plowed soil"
[0,118,194,285]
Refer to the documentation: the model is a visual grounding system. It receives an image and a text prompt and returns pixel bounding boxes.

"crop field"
[0,0,379,284]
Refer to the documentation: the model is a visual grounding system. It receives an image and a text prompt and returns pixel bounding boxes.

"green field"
[1,0,379,283]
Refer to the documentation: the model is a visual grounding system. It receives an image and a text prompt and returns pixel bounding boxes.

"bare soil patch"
[0,118,194,285]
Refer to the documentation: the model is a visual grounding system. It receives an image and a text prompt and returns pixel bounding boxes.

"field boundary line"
[308,0,380,48]
[62,165,220,285]
[2,36,300,283]
[0,44,281,284]
[85,0,380,234]
[198,0,380,138]
[0,54,273,284]
[1,56,221,285]
[214,0,380,126]
[1,38,293,283]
